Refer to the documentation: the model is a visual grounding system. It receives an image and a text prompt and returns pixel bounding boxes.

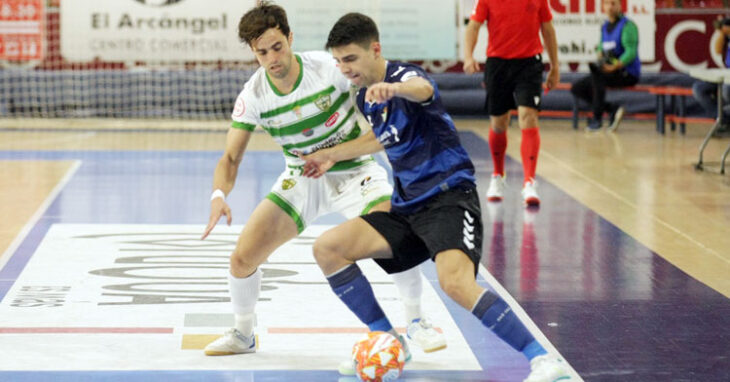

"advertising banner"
[551,0,655,62]
[275,0,457,60]
[655,12,728,72]
[0,0,45,62]
[60,0,256,62]
[459,0,655,64]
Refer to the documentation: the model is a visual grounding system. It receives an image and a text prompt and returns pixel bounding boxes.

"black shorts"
[485,54,544,116]
[362,187,483,275]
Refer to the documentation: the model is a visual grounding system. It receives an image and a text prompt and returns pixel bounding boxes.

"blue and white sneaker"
[407,318,447,353]
[524,354,570,382]
[204,328,257,356]
[338,334,412,376]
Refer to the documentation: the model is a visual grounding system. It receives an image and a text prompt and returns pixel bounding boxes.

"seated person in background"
[570,0,640,132]
[692,15,730,135]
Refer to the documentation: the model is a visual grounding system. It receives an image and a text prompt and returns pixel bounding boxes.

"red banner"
[655,12,729,72]
[0,0,45,62]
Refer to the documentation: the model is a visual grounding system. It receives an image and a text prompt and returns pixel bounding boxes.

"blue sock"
[327,264,393,332]
[472,291,547,360]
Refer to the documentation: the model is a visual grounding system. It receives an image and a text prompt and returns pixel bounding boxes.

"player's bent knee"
[312,233,342,267]
[439,277,471,305]
[229,251,261,276]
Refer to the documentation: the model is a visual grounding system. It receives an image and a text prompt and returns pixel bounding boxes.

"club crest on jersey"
[282,178,297,190]
[314,94,332,111]
[302,128,314,137]
[381,106,388,122]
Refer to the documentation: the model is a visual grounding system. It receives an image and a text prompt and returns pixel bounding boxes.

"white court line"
[0,160,82,272]
[539,149,728,265]
[0,132,97,149]
[478,263,584,381]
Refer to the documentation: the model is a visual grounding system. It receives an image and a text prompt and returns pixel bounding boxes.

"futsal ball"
[352,331,406,382]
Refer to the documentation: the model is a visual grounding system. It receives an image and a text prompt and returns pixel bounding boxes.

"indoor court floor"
[0,118,728,381]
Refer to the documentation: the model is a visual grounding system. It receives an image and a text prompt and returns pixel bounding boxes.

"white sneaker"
[607,106,625,132]
[204,328,257,356]
[406,319,447,352]
[338,334,412,376]
[486,174,506,202]
[524,354,570,382]
[521,179,540,207]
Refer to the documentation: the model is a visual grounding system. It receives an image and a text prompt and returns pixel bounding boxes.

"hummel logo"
[391,66,405,77]
[464,211,474,224]
[463,236,475,250]
[463,210,475,250]
[463,227,474,241]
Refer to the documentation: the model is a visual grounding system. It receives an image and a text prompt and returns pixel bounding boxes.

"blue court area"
[0,131,727,381]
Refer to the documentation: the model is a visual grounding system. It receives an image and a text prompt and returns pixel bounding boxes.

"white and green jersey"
[231,51,372,172]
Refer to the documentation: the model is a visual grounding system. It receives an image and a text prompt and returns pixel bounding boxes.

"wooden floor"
[1,117,729,297]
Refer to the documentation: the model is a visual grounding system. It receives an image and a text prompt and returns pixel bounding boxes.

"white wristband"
[210,189,226,201]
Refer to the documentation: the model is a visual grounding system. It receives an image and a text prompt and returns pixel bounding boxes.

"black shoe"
[586,118,602,132]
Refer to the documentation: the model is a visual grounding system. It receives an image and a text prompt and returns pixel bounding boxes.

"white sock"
[229,268,262,337]
[234,313,256,338]
[390,266,423,324]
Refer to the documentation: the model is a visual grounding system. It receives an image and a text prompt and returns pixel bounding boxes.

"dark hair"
[325,13,379,50]
[238,1,290,46]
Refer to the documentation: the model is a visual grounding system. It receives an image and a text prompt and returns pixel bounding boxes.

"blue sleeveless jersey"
[601,17,640,78]
[356,62,475,214]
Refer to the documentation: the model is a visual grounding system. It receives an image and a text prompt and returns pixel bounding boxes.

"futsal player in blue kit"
[300,13,571,382]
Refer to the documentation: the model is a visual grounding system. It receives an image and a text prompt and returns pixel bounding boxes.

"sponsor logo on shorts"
[282,178,296,190]
[360,176,378,197]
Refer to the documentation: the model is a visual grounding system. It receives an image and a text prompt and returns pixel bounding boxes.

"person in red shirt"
[464,0,559,207]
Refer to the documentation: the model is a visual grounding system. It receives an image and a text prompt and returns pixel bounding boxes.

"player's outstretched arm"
[201,128,252,239]
[366,77,434,104]
[300,130,383,178]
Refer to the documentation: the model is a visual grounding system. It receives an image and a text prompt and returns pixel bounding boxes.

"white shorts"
[266,161,393,233]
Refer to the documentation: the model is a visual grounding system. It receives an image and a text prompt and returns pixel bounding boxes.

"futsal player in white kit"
[201,2,446,358]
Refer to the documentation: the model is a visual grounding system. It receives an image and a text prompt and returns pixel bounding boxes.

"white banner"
[60,0,256,62]
[551,0,655,62]
[459,0,655,64]
[276,0,457,60]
